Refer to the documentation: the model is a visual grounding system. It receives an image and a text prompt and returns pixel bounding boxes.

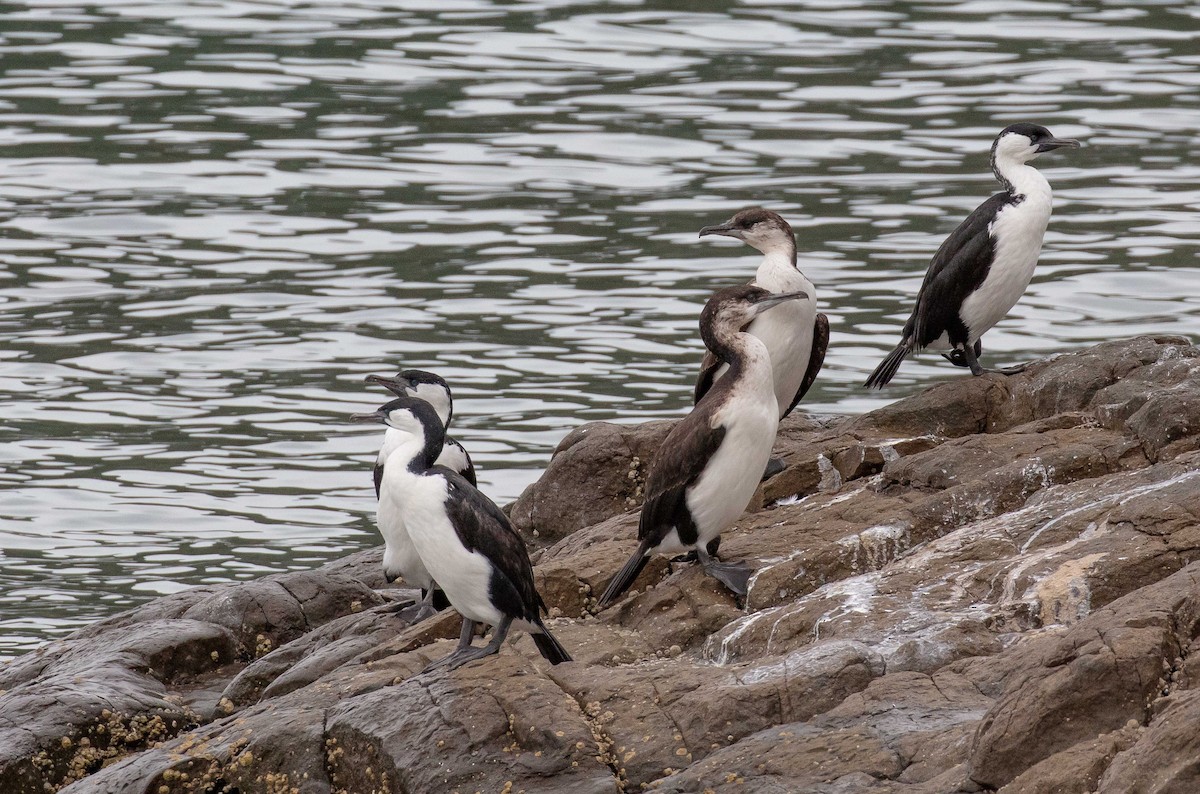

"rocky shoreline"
[4,335,1200,793]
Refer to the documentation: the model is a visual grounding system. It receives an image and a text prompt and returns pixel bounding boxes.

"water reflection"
[2,0,1199,658]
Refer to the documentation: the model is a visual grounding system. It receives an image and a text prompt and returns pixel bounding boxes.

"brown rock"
[968,564,1200,788]
[998,724,1140,794]
[507,420,676,545]
[1098,689,1200,792]
[8,337,1200,794]
[325,656,618,794]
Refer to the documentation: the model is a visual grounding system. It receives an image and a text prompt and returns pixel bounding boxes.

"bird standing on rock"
[352,395,571,672]
[865,123,1080,388]
[597,285,808,609]
[361,369,474,622]
[696,207,828,478]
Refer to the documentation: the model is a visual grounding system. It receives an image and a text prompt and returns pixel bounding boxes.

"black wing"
[372,463,384,499]
[441,469,542,622]
[907,193,1009,348]
[638,399,727,549]
[782,312,829,418]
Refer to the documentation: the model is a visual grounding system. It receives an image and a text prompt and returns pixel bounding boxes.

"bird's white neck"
[755,248,797,284]
[409,383,452,427]
[993,155,1051,201]
[383,432,430,474]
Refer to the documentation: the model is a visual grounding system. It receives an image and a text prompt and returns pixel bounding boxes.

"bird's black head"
[699,284,808,351]
[364,368,454,426]
[993,122,1081,162]
[699,207,795,257]
[350,395,445,470]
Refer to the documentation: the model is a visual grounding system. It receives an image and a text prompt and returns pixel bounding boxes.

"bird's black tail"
[597,543,651,609]
[864,340,912,389]
[532,622,572,665]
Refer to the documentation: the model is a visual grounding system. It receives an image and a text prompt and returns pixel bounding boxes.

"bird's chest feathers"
[961,188,1051,338]
[377,427,404,467]
[741,256,817,414]
[684,375,779,541]
[380,466,449,543]
[377,498,429,585]
[754,252,806,293]
[386,469,499,618]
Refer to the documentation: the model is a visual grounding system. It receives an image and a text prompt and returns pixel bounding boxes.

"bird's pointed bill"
[752,290,808,313]
[365,373,410,396]
[1037,137,1081,152]
[350,409,387,424]
[699,221,742,239]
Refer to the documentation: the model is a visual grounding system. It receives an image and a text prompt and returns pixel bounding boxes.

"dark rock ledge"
[6,336,1200,793]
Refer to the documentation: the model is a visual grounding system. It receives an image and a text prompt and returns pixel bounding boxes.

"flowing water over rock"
[2,0,1199,657]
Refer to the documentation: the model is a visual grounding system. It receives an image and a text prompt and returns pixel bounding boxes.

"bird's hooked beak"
[1036,137,1081,153]
[364,373,411,397]
[350,408,387,424]
[699,220,743,240]
[752,290,808,315]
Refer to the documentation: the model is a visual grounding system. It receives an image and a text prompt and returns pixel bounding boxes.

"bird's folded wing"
[444,472,543,617]
[637,414,727,546]
[784,312,829,417]
[910,193,1008,346]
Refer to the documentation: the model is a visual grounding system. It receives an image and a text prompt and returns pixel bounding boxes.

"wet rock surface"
[7,336,1200,793]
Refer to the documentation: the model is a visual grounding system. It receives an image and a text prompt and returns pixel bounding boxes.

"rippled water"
[2,0,1199,659]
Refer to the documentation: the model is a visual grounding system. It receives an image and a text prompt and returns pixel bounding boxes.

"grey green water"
[2,0,1199,659]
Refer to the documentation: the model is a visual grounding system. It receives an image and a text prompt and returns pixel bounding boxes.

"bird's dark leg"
[432,616,514,672]
[396,587,442,624]
[942,339,982,368]
[671,536,720,565]
[696,545,753,599]
[423,617,478,672]
[960,339,1027,376]
[959,340,986,376]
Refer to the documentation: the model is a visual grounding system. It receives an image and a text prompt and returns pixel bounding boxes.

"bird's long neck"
[411,384,452,428]
[434,394,452,428]
[384,429,442,475]
[992,153,1051,200]
[755,244,798,287]
[702,321,768,388]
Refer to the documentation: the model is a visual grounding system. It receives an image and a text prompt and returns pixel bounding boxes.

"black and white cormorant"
[352,395,571,672]
[695,208,829,422]
[597,285,807,609]
[864,123,1080,388]
[366,369,476,490]
[360,369,473,621]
